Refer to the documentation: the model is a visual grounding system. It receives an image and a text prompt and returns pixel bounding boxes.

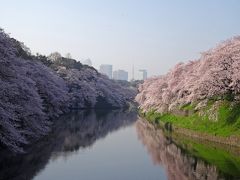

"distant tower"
[139,69,147,80]
[132,64,135,81]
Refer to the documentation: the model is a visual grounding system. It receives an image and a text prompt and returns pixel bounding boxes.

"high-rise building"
[113,70,128,81]
[99,64,113,79]
[132,64,135,81]
[139,69,147,80]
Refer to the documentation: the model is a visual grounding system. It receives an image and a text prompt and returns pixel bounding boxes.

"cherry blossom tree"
[136,36,240,113]
[0,30,69,152]
[0,29,136,153]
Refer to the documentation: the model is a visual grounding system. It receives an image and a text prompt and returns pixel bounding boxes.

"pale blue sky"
[1,0,240,78]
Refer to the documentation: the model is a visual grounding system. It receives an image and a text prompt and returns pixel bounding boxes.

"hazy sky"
[1,0,240,79]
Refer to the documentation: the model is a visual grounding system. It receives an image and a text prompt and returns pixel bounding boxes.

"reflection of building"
[113,70,128,81]
[99,64,112,79]
[139,69,147,80]
[83,59,92,66]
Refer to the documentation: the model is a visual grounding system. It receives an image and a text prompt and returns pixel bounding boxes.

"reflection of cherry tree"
[136,36,240,112]
[136,119,220,180]
[0,110,137,180]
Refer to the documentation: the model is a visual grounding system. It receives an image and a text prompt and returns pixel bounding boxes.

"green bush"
[143,100,240,137]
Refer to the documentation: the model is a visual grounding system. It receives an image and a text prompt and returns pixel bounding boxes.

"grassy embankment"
[142,96,240,137]
[140,95,240,177]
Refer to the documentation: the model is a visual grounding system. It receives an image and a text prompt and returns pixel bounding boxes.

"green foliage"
[179,103,195,111]
[218,101,240,124]
[209,92,235,101]
[143,100,240,137]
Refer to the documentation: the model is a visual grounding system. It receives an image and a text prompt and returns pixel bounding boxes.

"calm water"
[0,110,240,180]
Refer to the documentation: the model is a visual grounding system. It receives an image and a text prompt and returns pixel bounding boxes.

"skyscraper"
[99,64,113,79]
[139,69,147,80]
[131,64,135,81]
[113,70,128,81]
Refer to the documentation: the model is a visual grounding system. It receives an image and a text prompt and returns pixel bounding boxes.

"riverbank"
[140,100,240,147]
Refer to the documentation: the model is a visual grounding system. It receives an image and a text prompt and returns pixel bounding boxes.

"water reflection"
[0,110,137,180]
[1,111,240,180]
[136,118,240,180]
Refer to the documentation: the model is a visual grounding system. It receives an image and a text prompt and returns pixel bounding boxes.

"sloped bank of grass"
[141,100,240,138]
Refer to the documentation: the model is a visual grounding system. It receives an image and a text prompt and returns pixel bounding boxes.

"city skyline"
[98,63,147,81]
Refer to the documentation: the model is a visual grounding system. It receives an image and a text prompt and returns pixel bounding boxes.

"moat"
[1,110,240,180]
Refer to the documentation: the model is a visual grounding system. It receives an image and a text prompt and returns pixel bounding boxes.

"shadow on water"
[0,109,138,180]
[136,118,240,180]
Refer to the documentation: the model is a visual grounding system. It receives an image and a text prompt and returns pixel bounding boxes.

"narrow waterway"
[0,110,239,180]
